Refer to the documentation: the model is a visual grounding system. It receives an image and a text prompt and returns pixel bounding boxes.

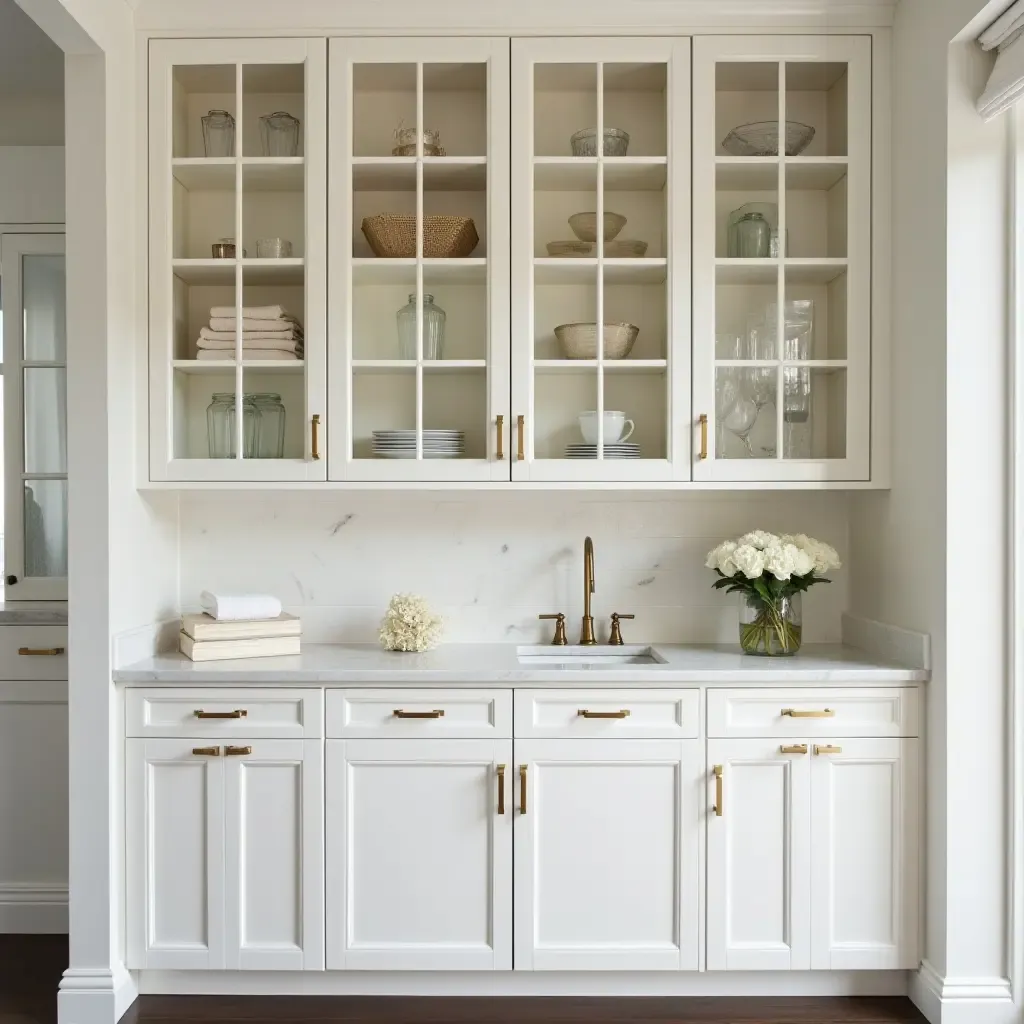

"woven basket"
[361,215,479,259]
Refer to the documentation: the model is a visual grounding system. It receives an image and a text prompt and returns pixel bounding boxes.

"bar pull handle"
[18,647,64,656]
[782,708,835,718]
[814,745,843,756]
[713,764,724,816]
[192,746,220,757]
[224,745,252,756]
[517,415,525,461]
[578,709,631,719]
[497,764,506,815]
[311,413,321,461]
[698,413,709,460]
[780,744,809,755]
[393,709,445,719]
[519,764,528,814]
[194,709,247,719]
[496,415,505,460]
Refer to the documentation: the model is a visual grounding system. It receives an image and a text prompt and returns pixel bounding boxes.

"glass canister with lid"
[259,111,300,156]
[207,392,260,459]
[202,110,235,157]
[251,393,286,458]
[396,293,446,360]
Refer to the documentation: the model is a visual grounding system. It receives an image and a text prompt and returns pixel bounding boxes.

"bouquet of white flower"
[705,531,841,656]
[379,593,444,653]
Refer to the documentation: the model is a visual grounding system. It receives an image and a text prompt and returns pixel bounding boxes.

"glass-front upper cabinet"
[2,234,67,599]
[148,39,327,481]
[511,38,690,482]
[328,38,510,482]
[692,37,871,482]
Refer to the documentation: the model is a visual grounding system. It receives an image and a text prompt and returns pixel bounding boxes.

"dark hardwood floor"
[0,936,928,1024]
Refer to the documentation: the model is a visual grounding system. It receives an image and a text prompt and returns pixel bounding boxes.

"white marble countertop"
[0,601,67,625]
[114,642,928,685]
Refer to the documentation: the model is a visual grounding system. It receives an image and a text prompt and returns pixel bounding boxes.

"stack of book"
[179,612,301,662]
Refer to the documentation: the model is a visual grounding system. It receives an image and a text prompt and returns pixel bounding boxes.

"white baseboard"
[0,882,68,933]
[58,962,136,1024]
[842,612,931,670]
[911,961,1017,1024]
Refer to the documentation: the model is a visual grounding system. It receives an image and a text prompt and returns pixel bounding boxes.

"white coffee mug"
[579,410,635,445]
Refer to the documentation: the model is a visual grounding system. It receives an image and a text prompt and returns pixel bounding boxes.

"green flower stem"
[740,603,802,656]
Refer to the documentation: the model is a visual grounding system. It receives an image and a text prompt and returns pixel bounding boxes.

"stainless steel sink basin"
[516,645,666,669]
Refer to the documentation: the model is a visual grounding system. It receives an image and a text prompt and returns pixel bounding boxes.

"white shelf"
[352,157,487,192]
[534,258,667,285]
[172,360,305,375]
[714,259,779,285]
[171,158,235,191]
[242,258,305,285]
[534,157,667,192]
[352,360,487,374]
[353,258,487,285]
[534,359,667,374]
[715,158,778,191]
[784,158,849,190]
[171,259,236,285]
[785,258,848,284]
[171,158,305,192]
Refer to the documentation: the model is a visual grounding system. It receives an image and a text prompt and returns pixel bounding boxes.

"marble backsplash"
[177,492,850,644]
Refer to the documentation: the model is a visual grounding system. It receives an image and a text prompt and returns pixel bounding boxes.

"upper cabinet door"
[328,38,511,482]
[692,37,871,482]
[148,38,328,482]
[510,38,691,483]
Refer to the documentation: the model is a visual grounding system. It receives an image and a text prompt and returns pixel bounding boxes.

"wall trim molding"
[112,618,178,667]
[841,612,931,669]
[0,882,67,933]
[911,961,1017,1024]
[59,963,138,1024]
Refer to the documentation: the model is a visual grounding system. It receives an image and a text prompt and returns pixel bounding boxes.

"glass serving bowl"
[721,120,816,157]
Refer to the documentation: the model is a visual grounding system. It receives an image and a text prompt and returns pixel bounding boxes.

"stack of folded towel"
[196,304,304,361]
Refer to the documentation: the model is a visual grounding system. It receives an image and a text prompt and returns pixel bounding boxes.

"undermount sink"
[516,645,667,668]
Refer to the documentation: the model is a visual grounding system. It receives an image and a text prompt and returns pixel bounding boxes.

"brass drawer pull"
[192,746,220,757]
[814,745,843,756]
[517,415,525,461]
[578,708,631,719]
[311,413,321,460]
[713,764,723,816]
[393,709,445,719]
[224,745,252,756]
[519,764,528,814]
[496,415,505,460]
[497,764,506,815]
[780,744,808,755]
[698,413,708,460]
[782,708,834,718]
[18,647,64,656]
[194,709,247,719]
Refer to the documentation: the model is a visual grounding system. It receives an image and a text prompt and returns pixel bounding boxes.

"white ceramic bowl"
[579,411,635,445]
[554,322,639,360]
[568,211,627,243]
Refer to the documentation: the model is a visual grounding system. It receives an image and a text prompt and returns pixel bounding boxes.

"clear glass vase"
[739,592,802,656]
[397,293,446,360]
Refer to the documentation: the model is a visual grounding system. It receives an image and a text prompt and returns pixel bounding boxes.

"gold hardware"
[519,764,528,814]
[194,709,247,719]
[580,536,596,645]
[713,764,723,816]
[780,744,809,755]
[578,708,631,719]
[192,746,220,756]
[608,612,634,646]
[17,647,64,656]
[311,413,321,460]
[516,415,525,461]
[814,744,843,756]
[497,764,506,815]
[496,414,505,460]
[698,413,709,460]
[782,708,835,718]
[224,745,251,756]
[539,613,568,646]
[393,709,445,719]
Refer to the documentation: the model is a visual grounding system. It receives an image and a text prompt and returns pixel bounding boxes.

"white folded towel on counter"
[210,304,292,321]
[200,591,283,621]
[196,349,301,361]
[197,334,303,351]
[209,316,303,334]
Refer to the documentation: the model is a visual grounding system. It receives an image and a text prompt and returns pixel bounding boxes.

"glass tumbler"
[260,111,300,156]
[397,293,446,360]
[202,110,235,157]
[256,238,293,259]
[251,393,286,458]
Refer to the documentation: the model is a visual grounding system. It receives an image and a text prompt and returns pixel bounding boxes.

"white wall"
[0,94,62,146]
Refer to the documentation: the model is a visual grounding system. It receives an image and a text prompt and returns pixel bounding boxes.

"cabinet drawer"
[515,689,700,738]
[126,688,323,738]
[0,626,68,680]
[707,688,920,738]
[326,689,511,738]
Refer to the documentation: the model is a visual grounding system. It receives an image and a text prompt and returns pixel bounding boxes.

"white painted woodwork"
[513,738,701,970]
[706,739,812,971]
[707,687,920,738]
[126,688,323,738]
[326,688,512,738]
[809,738,919,969]
[223,739,324,969]
[0,625,68,679]
[513,688,699,738]
[326,738,513,969]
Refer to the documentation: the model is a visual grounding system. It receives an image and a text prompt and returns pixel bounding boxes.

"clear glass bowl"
[721,121,815,157]
[570,128,630,157]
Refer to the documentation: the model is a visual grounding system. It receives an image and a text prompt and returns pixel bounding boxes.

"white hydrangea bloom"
[379,593,444,652]
[732,544,766,579]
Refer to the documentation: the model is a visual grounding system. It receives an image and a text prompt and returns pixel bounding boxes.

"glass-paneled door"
[1,234,67,599]
[692,36,871,482]
[329,38,510,481]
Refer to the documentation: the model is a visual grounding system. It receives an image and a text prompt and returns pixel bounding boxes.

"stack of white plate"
[564,442,641,459]
[372,429,464,459]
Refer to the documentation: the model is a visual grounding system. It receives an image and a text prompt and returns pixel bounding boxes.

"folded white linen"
[198,335,303,351]
[200,591,283,621]
[210,304,291,321]
[196,349,301,361]
[199,326,301,343]
[209,316,303,333]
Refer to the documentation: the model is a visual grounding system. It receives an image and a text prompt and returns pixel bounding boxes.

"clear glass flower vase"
[739,592,802,656]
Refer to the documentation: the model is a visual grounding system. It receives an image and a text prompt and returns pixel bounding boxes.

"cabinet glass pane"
[22,255,65,360]
[534,64,597,158]
[172,65,236,159]
[785,61,848,157]
[535,369,596,459]
[423,63,486,157]
[783,367,846,459]
[243,162,305,261]
[23,368,66,474]
[715,62,779,158]
[353,64,416,158]
[242,64,305,158]
[716,366,778,460]
[603,63,667,158]
[174,163,235,260]
[23,479,67,578]
[786,163,846,259]
[352,370,415,460]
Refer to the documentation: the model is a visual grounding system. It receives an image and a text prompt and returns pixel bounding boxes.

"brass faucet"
[580,536,597,645]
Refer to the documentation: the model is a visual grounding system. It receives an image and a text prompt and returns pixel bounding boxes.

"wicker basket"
[555,322,639,360]
[361,215,479,259]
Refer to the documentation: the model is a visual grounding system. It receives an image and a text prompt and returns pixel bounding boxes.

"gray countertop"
[0,601,67,625]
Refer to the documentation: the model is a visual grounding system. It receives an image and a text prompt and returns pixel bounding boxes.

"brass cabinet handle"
[698,413,709,460]
[519,764,527,814]
[713,764,724,816]
[782,708,835,718]
[194,709,247,719]
[18,647,65,656]
[780,744,809,755]
[814,745,843,756]
[496,414,505,460]
[311,413,321,460]
[224,745,252,756]
[516,415,525,461]
[192,746,220,756]
[578,708,631,719]
[497,764,506,815]
[393,709,445,719]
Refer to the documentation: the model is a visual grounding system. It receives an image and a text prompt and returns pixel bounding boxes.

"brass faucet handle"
[608,612,635,646]
[539,613,569,646]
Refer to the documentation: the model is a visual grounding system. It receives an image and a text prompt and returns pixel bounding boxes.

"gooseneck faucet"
[580,536,597,645]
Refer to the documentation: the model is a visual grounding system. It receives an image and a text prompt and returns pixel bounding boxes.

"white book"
[179,632,301,662]
[181,612,301,643]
